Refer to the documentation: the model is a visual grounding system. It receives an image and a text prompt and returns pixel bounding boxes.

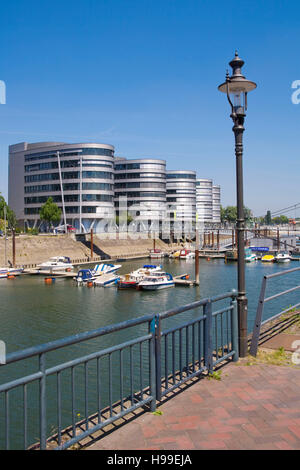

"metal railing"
[250,266,300,356]
[0,291,238,450]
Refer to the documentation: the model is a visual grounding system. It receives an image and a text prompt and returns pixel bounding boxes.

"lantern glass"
[232,90,245,114]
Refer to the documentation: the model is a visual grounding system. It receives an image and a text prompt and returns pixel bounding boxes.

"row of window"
[115,192,166,198]
[25,160,113,172]
[25,171,114,182]
[24,147,114,162]
[114,173,166,180]
[166,174,196,180]
[115,182,165,189]
[25,194,114,204]
[24,182,114,193]
[115,163,165,171]
[25,206,108,215]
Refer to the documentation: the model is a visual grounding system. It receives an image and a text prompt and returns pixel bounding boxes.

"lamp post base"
[237,295,248,357]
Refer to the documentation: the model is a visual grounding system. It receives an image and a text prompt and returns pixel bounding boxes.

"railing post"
[204,300,213,374]
[39,353,47,450]
[250,276,268,357]
[230,292,239,361]
[149,318,157,411]
[154,315,162,401]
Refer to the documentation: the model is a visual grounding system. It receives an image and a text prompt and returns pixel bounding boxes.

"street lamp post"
[218,52,257,357]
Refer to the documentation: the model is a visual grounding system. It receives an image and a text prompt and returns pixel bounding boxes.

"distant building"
[196,179,221,224]
[9,142,115,232]
[114,157,166,227]
[8,141,221,233]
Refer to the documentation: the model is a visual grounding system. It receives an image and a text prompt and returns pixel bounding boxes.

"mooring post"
[12,229,16,267]
[195,229,200,286]
[90,228,94,260]
[217,230,220,251]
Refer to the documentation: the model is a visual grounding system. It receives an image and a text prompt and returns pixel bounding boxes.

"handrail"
[0,290,238,450]
[249,267,300,356]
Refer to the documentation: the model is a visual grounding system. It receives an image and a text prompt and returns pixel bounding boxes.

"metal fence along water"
[0,291,238,450]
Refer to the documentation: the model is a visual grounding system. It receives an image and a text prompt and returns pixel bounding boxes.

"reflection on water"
[0,257,299,448]
[0,257,298,351]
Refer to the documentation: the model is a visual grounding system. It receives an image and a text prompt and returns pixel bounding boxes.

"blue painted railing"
[0,290,238,450]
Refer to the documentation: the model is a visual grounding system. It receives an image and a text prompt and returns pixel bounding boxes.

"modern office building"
[8,142,115,232]
[212,185,221,223]
[114,158,167,225]
[8,141,221,233]
[166,170,196,222]
[196,178,213,223]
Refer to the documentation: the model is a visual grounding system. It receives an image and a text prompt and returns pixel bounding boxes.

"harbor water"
[0,256,299,448]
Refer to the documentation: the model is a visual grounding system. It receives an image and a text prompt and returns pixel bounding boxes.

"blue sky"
[0,0,300,216]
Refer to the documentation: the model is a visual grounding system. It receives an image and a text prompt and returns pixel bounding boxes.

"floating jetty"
[93,274,120,287]
[173,274,195,287]
[23,269,75,278]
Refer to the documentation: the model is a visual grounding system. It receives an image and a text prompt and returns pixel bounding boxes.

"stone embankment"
[0,233,179,268]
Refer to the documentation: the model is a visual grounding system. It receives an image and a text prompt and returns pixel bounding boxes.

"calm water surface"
[0,257,299,448]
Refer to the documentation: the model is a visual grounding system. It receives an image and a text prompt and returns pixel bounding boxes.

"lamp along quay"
[218,52,257,357]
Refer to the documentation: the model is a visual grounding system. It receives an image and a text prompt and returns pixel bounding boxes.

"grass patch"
[246,347,293,367]
[207,370,222,381]
[152,410,163,416]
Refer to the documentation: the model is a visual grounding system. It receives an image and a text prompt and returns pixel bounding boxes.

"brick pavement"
[86,363,300,450]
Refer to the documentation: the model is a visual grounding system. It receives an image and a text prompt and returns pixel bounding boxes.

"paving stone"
[86,363,300,451]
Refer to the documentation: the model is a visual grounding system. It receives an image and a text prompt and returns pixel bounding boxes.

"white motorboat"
[37,256,74,271]
[149,249,163,259]
[118,265,163,289]
[178,249,195,260]
[74,269,96,284]
[0,267,24,278]
[245,249,257,262]
[275,251,291,263]
[138,272,175,290]
[92,263,122,276]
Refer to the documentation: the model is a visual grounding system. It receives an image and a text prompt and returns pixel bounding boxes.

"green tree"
[272,215,289,225]
[264,210,272,225]
[0,194,17,230]
[39,197,61,231]
[221,205,253,224]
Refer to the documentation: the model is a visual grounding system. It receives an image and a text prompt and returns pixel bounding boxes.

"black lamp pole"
[218,52,257,357]
[233,101,247,357]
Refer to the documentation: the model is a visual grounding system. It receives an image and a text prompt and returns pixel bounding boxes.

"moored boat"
[74,269,96,283]
[138,272,175,290]
[92,263,122,276]
[275,251,291,263]
[118,265,163,289]
[245,248,257,262]
[179,249,191,259]
[37,256,74,271]
[261,254,275,263]
[0,267,23,278]
[149,249,163,259]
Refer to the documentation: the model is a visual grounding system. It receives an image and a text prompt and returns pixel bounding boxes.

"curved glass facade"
[9,141,221,234]
[114,158,166,222]
[13,142,115,232]
[166,171,196,223]
[196,178,213,223]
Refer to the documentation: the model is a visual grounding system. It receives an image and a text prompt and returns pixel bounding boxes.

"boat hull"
[118,281,138,289]
[139,282,175,290]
